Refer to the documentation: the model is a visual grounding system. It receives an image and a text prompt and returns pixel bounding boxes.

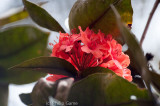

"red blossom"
[47,26,132,82]
[46,75,68,82]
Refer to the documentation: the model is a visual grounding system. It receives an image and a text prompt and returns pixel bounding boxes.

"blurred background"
[0,0,160,105]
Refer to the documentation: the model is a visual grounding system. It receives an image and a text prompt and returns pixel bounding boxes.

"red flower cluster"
[47,27,132,82]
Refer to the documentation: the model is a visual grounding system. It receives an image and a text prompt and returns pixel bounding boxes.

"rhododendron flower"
[47,26,132,82]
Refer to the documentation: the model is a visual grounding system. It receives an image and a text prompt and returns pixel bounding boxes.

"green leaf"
[23,0,65,32]
[81,67,114,78]
[10,57,78,78]
[110,5,158,101]
[0,1,48,27]
[110,5,150,82]
[69,0,132,43]
[0,25,49,84]
[19,93,32,105]
[68,69,151,106]
[0,26,49,58]
[0,9,28,27]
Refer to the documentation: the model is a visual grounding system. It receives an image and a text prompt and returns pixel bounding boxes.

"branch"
[140,0,160,46]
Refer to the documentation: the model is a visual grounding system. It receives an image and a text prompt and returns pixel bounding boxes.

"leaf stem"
[140,0,160,46]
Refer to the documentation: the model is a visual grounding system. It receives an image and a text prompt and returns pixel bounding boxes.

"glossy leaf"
[69,0,132,43]
[0,25,49,84]
[110,5,157,100]
[81,67,114,78]
[68,69,150,106]
[19,93,32,105]
[110,5,150,83]
[10,57,78,77]
[23,0,65,32]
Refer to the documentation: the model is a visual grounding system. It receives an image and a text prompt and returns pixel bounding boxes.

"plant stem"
[140,0,160,46]
[0,83,9,106]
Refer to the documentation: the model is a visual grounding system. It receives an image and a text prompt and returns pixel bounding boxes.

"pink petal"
[46,75,68,82]
[81,46,91,54]
[123,69,132,82]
